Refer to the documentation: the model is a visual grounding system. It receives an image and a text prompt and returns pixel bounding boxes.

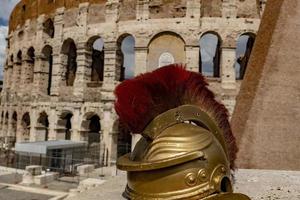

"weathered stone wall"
[0,0,262,167]
[201,0,222,17]
[232,0,300,170]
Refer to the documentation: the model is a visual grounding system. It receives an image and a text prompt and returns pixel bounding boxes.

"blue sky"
[0,0,20,80]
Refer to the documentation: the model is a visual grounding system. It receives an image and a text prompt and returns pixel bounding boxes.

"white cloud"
[0,0,20,22]
[0,26,8,80]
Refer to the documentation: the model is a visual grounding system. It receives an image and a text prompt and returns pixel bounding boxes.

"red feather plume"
[114,64,237,169]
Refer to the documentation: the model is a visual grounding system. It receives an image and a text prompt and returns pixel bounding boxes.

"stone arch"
[21,112,30,142]
[61,38,77,86]
[199,31,222,77]
[57,111,73,140]
[18,30,24,40]
[4,112,9,127]
[43,18,54,38]
[117,34,135,81]
[235,32,256,80]
[86,36,104,85]
[81,113,101,146]
[37,111,49,141]
[10,54,14,63]
[26,47,35,83]
[16,50,22,64]
[147,31,186,71]
[41,45,53,95]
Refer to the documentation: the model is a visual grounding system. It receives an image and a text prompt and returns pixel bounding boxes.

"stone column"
[50,47,64,96]
[185,45,200,72]
[21,57,30,86]
[0,111,3,140]
[101,108,117,168]
[36,15,45,44]
[11,57,22,94]
[30,108,37,142]
[73,41,90,98]
[134,46,148,75]
[50,8,65,96]
[102,41,118,97]
[2,114,8,140]
[33,15,46,96]
[4,65,12,94]
[222,0,237,18]
[54,7,64,41]
[20,54,34,95]
[16,113,22,143]
[19,20,32,95]
[71,108,81,141]
[221,47,237,89]
[136,0,149,21]
[77,3,89,35]
[186,0,201,19]
[105,0,120,23]
[47,107,57,140]
[33,53,47,95]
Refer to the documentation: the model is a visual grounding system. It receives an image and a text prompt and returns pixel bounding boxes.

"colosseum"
[0,0,265,169]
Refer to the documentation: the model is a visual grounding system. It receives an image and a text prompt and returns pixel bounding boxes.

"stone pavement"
[0,170,68,200]
[65,169,300,200]
[0,185,53,200]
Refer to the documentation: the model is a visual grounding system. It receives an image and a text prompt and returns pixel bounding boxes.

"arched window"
[43,18,55,38]
[27,47,35,83]
[117,34,135,81]
[59,112,73,140]
[37,112,49,141]
[88,115,101,145]
[27,47,35,63]
[17,50,22,64]
[87,37,104,84]
[61,39,77,86]
[199,32,221,77]
[41,45,53,95]
[5,112,9,126]
[147,32,185,71]
[21,113,30,142]
[235,33,256,80]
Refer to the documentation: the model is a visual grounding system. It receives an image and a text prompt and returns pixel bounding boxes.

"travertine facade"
[0,0,264,166]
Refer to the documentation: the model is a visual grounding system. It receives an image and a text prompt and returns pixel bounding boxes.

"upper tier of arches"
[9,0,262,33]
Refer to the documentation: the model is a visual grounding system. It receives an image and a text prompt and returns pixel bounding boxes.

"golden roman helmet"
[114,64,250,200]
